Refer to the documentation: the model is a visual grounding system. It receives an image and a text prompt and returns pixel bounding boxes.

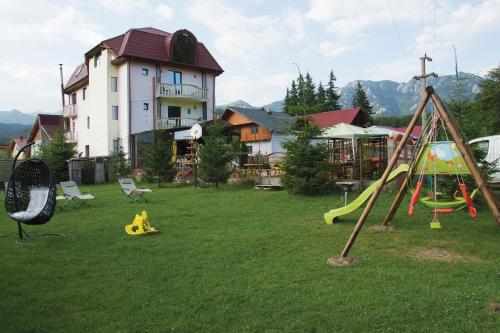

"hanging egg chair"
[4,142,58,241]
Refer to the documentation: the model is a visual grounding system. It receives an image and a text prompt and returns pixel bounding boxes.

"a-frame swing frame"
[339,86,500,259]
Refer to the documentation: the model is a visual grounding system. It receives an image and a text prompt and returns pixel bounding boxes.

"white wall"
[117,63,129,154]
[130,62,155,134]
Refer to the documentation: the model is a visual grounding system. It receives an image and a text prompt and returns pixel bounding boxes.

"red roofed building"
[27,114,64,157]
[305,108,369,129]
[63,27,223,164]
[394,125,423,138]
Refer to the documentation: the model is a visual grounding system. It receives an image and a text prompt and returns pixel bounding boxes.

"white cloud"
[365,58,414,82]
[0,58,63,112]
[98,0,174,22]
[0,1,103,46]
[156,4,174,21]
[187,0,306,59]
[415,0,500,53]
[306,0,427,36]
[319,41,359,58]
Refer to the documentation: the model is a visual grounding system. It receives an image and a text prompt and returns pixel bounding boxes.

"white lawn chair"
[60,181,95,209]
[118,178,152,203]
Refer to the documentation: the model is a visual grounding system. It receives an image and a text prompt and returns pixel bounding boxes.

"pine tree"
[110,145,131,180]
[352,81,374,126]
[316,81,327,112]
[326,70,341,110]
[283,87,291,114]
[304,72,316,106]
[289,80,298,106]
[281,118,333,195]
[38,130,79,182]
[198,123,232,188]
[142,130,176,186]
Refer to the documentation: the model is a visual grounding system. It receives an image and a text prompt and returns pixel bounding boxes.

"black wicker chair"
[4,142,58,242]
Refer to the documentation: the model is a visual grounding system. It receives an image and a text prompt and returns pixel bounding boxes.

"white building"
[63,27,223,166]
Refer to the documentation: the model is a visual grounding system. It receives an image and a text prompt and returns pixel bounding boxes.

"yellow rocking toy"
[125,211,159,235]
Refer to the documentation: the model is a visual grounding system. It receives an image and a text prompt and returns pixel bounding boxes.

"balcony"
[156,117,203,130]
[65,131,78,143]
[156,83,208,101]
[63,104,78,118]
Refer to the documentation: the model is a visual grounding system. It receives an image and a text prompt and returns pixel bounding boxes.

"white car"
[469,135,500,183]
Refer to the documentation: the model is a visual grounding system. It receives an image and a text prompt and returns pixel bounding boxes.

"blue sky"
[1,0,499,113]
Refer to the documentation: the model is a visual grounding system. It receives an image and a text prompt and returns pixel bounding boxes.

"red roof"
[27,114,64,142]
[305,108,368,129]
[65,27,223,91]
[394,125,422,138]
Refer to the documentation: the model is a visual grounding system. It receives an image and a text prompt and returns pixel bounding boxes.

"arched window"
[172,33,196,64]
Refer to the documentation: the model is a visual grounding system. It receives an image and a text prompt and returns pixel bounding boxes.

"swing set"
[336,86,500,260]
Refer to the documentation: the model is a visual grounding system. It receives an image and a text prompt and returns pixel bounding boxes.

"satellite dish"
[190,123,202,139]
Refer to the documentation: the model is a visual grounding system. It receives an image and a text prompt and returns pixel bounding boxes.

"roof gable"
[27,114,64,142]
[306,108,367,128]
[222,107,294,133]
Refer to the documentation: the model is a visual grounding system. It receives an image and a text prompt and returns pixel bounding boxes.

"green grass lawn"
[1,183,499,332]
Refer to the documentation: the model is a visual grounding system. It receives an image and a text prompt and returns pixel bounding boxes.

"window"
[187,108,191,115]
[142,68,149,76]
[251,126,258,134]
[71,93,76,104]
[202,103,207,120]
[167,70,182,85]
[143,103,149,111]
[93,51,101,67]
[168,106,181,118]
[111,77,118,92]
[112,139,120,153]
[87,116,90,129]
[82,87,86,100]
[247,145,253,155]
[85,145,90,158]
[112,106,118,120]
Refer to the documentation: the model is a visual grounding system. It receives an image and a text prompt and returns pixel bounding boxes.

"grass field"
[1,183,499,332]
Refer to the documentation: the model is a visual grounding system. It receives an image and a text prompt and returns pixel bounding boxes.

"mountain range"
[0,109,39,125]
[216,72,483,116]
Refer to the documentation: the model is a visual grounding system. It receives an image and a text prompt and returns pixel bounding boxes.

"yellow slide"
[324,164,409,224]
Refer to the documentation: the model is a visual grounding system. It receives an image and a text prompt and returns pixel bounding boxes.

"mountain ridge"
[216,72,483,116]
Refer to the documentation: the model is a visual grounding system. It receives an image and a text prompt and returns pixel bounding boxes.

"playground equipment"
[4,142,59,242]
[324,164,409,224]
[335,86,499,260]
[125,211,158,235]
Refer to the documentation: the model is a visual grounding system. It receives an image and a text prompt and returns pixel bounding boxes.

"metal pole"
[420,56,427,126]
[59,64,65,108]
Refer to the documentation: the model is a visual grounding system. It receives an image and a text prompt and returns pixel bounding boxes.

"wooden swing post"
[382,141,428,226]
[431,93,500,225]
[340,87,434,258]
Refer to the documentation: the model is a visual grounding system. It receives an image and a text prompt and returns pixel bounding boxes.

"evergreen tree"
[38,130,79,182]
[198,123,232,188]
[281,117,333,195]
[315,81,327,113]
[352,81,374,126]
[304,72,316,106]
[326,70,341,110]
[142,130,176,186]
[289,80,298,106]
[110,145,131,180]
[469,65,500,137]
[296,74,305,104]
[283,87,291,114]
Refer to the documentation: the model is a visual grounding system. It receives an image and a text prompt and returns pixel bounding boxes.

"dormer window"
[173,32,196,64]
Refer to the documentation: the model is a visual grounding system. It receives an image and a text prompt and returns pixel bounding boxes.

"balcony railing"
[156,117,202,130]
[65,131,78,143]
[156,83,208,101]
[63,104,78,118]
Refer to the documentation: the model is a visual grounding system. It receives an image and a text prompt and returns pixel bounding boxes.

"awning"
[321,123,384,139]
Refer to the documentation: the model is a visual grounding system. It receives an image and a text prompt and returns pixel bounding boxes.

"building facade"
[63,28,223,165]
[221,107,294,156]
